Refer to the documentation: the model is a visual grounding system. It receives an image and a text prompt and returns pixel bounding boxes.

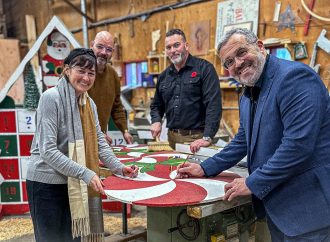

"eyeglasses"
[95,44,113,53]
[72,66,96,78]
[223,47,249,69]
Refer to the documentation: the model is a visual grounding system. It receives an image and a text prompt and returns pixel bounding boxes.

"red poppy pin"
[191,71,197,78]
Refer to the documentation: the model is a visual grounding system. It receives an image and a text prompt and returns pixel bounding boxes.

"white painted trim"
[0,16,81,103]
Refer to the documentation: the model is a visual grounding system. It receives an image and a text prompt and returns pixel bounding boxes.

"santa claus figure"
[42,31,70,88]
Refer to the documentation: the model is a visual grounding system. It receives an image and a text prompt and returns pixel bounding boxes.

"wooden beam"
[62,0,95,22]
[187,196,252,219]
[70,0,211,33]
[25,15,39,78]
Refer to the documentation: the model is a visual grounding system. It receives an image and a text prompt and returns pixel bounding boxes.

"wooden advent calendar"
[0,108,125,215]
[0,108,35,214]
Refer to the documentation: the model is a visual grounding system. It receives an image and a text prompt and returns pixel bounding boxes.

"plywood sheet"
[0,39,24,105]
[104,145,241,206]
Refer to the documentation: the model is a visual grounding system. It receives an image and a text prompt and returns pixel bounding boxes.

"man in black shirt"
[150,29,221,152]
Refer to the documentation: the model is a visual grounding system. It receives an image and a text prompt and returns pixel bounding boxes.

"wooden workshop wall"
[259,0,330,88]
[7,0,330,133]
[38,0,219,63]
[0,39,24,105]
[4,0,50,40]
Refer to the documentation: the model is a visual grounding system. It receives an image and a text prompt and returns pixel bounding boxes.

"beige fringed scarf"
[58,77,104,242]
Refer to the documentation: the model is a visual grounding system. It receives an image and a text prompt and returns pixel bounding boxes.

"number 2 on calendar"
[26,116,32,125]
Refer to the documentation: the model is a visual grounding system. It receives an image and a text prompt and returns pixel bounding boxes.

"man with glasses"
[150,29,221,151]
[177,28,330,241]
[89,31,133,144]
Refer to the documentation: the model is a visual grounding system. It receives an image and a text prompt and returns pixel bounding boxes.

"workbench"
[104,144,254,242]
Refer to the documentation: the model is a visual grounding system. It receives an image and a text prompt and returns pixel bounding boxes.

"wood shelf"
[147,55,162,74]
[147,54,169,75]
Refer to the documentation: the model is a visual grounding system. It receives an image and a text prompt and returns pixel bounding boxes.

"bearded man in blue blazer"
[177,28,330,241]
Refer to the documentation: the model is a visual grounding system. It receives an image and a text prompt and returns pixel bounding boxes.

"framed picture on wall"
[215,0,260,49]
[223,21,253,35]
[189,20,210,56]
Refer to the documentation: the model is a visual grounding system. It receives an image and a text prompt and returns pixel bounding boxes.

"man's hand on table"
[190,139,211,153]
[176,162,205,178]
[150,122,162,138]
[223,178,252,201]
[123,131,133,144]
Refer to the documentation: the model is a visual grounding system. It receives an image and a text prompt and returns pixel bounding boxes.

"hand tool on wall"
[278,5,296,32]
[301,0,330,22]
[309,29,330,73]
[303,0,316,36]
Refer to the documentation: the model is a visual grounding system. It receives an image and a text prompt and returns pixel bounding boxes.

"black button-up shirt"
[150,54,222,138]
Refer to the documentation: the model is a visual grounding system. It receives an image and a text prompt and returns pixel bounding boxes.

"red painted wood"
[104,146,241,207]
[0,111,16,133]
[2,204,29,215]
[0,159,19,179]
[22,181,28,202]
[18,135,34,156]
[102,202,132,218]
[134,180,207,207]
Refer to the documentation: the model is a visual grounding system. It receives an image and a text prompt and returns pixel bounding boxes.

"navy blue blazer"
[201,55,330,236]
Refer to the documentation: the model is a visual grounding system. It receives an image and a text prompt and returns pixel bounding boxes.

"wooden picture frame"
[223,21,253,35]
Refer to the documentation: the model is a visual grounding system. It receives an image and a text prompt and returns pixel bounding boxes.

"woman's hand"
[123,165,139,178]
[89,174,105,195]
[104,133,112,145]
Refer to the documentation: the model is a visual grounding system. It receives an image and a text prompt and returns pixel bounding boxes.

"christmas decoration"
[42,31,70,88]
[23,62,40,110]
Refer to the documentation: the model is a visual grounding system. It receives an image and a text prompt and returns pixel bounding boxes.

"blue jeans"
[27,180,80,242]
[267,216,330,242]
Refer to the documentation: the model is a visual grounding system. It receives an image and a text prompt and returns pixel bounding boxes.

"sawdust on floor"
[0,214,146,241]
[0,218,33,241]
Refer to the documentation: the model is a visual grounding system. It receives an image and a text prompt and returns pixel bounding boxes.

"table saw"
[104,144,254,242]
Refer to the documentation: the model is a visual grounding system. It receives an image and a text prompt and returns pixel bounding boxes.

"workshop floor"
[1,205,256,242]
[0,205,147,242]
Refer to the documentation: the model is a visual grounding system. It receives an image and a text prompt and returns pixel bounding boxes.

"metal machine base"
[147,203,254,242]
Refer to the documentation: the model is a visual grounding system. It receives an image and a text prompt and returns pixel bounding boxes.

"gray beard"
[170,53,184,65]
[239,53,266,87]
